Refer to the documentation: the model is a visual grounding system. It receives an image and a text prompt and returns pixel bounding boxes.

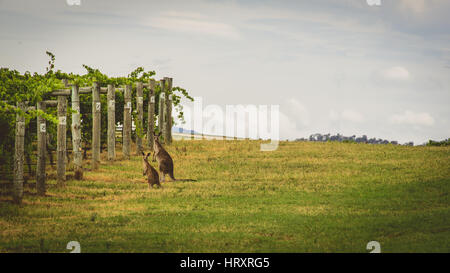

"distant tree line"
[426,138,450,147]
[295,133,413,146]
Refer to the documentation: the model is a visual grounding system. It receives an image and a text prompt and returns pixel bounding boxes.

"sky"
[1,0,449,144]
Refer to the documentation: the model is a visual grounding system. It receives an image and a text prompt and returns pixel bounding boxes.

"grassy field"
[0,140,449,253]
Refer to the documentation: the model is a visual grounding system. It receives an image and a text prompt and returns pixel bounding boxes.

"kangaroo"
[142,151,161,188]
[153,132,175,182]
[153,131,196,182]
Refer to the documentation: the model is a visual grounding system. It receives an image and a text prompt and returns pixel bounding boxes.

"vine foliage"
[0,52,193,181]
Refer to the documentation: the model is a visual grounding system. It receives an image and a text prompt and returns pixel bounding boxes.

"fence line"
[6,78,174,204]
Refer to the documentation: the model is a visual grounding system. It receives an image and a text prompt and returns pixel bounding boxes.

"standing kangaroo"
[153,131,197,182]
[142,151,161,188]
[153,132,175,182]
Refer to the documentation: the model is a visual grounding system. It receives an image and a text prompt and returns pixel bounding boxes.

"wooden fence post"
[71,85,83,179]
[123,84,132,159]
[164,77,173,144]
[147,79,156,150]
[107,84,115,161]
[159,79,166,142]
[92,82,101,170]
[36,101,46,195]
[169,78,173,143]
[13,102,25,204]
[136,82,144,155]
[57,96,67,186]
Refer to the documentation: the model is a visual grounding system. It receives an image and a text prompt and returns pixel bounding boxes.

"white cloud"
[341,109,365,123]
[329,109,339,121]
[279,111,302,140]
[329,109,364,123]
[284,98,310,127]
[145,12,240,39]
[397,0,449,15]
[389,110,435,126]
[399,0,427,14]
[382,66,410,80]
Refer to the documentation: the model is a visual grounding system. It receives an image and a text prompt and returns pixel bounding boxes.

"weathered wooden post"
[136,82,144,155]
[107,84,115,161]
[36,101,46,195]
[13,102,25,204]
[164,77,173,144]
[123,84,132,159]
[92,82,101,170]
[71,85,83,179]
[57,96,67,186]
[169,78,173,143]
[159,79,166,142]
[147,79,156,149]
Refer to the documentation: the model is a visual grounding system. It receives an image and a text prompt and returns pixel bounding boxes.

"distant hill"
[172,127,199,135]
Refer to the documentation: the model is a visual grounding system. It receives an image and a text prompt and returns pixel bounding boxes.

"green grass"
[0,140,449,252]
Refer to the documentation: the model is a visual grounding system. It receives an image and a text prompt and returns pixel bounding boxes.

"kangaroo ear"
[147,152,151,157]
[158,132,162,137]
[141,151,145,156]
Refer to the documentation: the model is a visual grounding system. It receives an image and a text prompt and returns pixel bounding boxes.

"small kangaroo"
[142,151,161,188]
[153,131,197,182]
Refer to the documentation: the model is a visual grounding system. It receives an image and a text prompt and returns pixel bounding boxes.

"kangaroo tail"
[175,178,197,182]
[169,171,196,182]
